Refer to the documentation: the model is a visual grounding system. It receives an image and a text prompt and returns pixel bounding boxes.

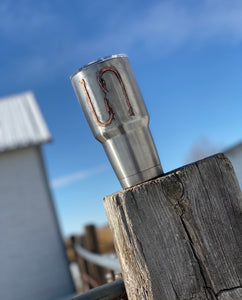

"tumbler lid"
[71,54,128,79]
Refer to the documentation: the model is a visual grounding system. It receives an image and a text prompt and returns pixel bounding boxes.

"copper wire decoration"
[80,67,135,128]
[80,79,114,127]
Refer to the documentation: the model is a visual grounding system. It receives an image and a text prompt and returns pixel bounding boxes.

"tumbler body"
[71,54,163,188]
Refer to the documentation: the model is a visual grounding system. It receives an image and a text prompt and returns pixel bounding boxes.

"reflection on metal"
[69,278,125,300]
[75,244,121,272]
[97,67,134,117]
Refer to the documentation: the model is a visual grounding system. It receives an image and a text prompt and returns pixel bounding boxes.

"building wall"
[0,146,74,300]
[225,144,242,189]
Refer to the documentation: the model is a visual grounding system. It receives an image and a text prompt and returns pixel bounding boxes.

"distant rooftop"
[0,91,51,152]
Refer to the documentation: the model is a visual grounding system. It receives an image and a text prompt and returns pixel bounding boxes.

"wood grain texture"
[104,154,242,300]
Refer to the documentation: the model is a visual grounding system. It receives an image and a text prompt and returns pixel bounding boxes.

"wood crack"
[216,286,242,297]
[180,216,211,289]
[170,279,181,299]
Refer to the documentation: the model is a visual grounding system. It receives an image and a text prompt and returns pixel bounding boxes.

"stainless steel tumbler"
[71,54,163,188]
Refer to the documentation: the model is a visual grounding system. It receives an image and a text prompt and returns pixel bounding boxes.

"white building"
[225,142,242,188]
[0,92,74,300]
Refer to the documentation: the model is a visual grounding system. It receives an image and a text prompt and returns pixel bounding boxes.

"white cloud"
[50,165,108,189]
[68,0,242,64]
[2,1,242,48]
[0,1,56,37]
[1,0,242,86]
[117,0,242,52]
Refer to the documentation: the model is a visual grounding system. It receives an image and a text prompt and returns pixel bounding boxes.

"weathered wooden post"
[104,154,242,299]
[84,225,106,286]
[70,235,91,291]
[71,54,242,299]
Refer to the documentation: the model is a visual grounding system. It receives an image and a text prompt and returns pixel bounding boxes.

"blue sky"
[1,0,242,236]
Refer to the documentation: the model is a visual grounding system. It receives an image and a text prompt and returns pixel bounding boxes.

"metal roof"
[0,91,51,152]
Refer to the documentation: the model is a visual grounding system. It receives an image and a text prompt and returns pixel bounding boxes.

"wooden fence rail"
[69,279,126,300]
[74,244,121,272]
[67,225,126,299]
